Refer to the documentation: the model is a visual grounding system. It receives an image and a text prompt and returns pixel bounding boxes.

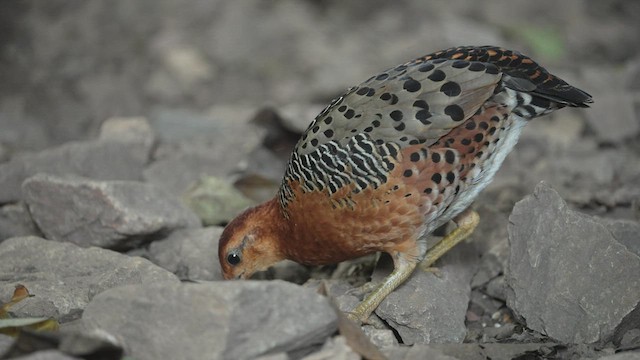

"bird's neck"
[254,197,292,259]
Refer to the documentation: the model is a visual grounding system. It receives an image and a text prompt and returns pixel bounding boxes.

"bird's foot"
[418,264,443,277]
[345,281,379,299]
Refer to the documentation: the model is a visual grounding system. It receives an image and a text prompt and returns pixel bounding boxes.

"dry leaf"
[0,284,60,336]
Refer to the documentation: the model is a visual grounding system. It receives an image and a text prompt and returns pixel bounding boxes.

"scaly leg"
[347,254,417,323]
[347,209,480,323]
[420,209,479,270]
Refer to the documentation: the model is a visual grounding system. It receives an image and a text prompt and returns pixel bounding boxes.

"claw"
[419,265,443,278]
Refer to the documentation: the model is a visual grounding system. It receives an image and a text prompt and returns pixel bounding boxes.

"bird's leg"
[346,209,480,323]
[419,209,479,271]
[347,255,417,323]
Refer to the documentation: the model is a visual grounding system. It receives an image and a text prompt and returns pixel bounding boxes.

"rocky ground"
[1,1,639,359]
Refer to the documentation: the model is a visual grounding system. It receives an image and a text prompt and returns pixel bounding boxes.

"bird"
[218,45,592,322]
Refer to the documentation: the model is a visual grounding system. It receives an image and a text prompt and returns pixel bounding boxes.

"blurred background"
[1,0,639,220]
[1,0,638,147]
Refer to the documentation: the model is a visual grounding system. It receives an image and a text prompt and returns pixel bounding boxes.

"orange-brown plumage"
[218,46,592,320]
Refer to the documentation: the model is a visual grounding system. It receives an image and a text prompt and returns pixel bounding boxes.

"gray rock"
[598,352,640,360]
[373,242,478,344]
[301,336,359,360]
[183,176,254,226]
[506,182,640,344]
[22,174,200,249]
[11,350,82,360]
[383,343,565,360]
[81,281,338,360]
[277,104,326,134]
[98,116,155,147]
[361,327,398,348]
[597,218,640,257]
[0,118,154,204]
[148,226,223,281]
[0,142,8,163]
[143,106,265,196]
[0,236,179,322]
[583,71,639,143]
[0,334,13,356]
[0,202,40,241]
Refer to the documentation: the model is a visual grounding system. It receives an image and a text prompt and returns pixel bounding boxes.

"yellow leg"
[347,209,480,323]
[420,209,479,270]
[347,255,417,323]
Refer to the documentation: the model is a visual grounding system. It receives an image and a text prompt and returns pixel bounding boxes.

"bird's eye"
[227,253,241,266]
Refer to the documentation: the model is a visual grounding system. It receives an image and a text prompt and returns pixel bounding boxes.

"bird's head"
[218,200,286,280]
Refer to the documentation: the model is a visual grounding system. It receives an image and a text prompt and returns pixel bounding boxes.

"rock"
[0,142,8,163]
[301,336,359,360]
[506,182,640,344]
[98,116,155,147]
[361,327,398,348]
[233,148,286,203]
[597,218,640,257]
[383,343,570,360]
[22,174,200,249]
[0,334,13,355]
[373,243,478,344]
[255,353,289,360]
[81,281,338,360]
[148,227,223,281]
[276,103,326,134]
[598,352,640,360]
[0,329,123,360]
[10,350,82,360]
[0,236,179,322]
[0,202,40,241]
[0,118,154,204]
[583,86,639,143]
[143,106,265,196]
[183,176,254,226]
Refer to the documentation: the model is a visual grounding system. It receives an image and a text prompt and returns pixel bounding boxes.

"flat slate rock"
[8,350,82,360]
[148,226,224,281]
[143,106,265,196]
[81,280,338,360]
[373,242,478,345]
[0,117,154,204]
[506,182,640,344]
[22,174,200,249]
[0,236,179,323]
[0,202,40,242]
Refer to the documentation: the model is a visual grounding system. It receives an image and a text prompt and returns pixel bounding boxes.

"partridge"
[218,46,592,322]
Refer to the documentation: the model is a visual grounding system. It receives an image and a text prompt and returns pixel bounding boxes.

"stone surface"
[361,327,398,348]
[300,336,359,360]
[383,343,573,360]
[98,116,155,147]
[506,182,640,344]
[11,350,81,360]
[598,352,640,360]
[148,226,223,281]
[81,281,338,360]
[0,334,13,356]
[598,218,640,257]
[22,174,200,249]
[0,121,154,204]
[0,202,40,241]
[143,106,265,196]
[183,176,255,226]
[0,236,179,322]
[373,243,478,345]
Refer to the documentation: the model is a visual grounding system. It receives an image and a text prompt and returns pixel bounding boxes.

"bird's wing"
[294,55,502,155]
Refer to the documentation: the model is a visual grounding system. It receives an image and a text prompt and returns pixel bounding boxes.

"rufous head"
[218,200,286,280]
